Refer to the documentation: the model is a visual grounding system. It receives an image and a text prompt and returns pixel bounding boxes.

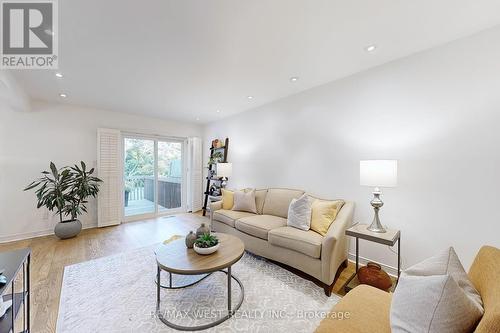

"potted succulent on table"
[193,233,220,255]
[24,161,102,239]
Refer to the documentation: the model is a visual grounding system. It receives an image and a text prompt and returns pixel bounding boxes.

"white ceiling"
[10,0,500,123]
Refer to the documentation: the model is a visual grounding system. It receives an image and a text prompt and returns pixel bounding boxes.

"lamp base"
[367,188,386,233]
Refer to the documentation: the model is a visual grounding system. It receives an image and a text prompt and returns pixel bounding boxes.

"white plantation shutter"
[187,137,203,212]
[97,128,122,227]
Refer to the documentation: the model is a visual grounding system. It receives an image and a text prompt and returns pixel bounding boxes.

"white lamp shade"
[216,163,232,178]
[360,160,398,187]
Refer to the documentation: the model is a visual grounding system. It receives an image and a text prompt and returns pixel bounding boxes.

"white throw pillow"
[232,189,257,213]
[390,247,484,333]
[287,194,312,231]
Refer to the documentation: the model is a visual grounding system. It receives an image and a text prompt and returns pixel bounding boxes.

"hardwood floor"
[0,213,355,333]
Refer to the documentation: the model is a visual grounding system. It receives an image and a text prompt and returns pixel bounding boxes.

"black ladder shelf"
[202,138,229,216]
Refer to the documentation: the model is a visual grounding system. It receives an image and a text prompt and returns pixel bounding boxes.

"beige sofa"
[209,188,354,296]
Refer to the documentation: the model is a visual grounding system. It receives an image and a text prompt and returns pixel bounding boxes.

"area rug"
[57,244,340,332]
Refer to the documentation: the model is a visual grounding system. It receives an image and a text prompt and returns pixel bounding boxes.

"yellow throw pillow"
[221,189,234,210]
[310,199,345,236]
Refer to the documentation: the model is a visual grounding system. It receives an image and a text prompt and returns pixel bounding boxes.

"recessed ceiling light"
[216,110,220,113]
[55,72,63,78]
[247,96,254,100]
[290,77,299,82]
[59,93,67,98]
[365,45,377,52]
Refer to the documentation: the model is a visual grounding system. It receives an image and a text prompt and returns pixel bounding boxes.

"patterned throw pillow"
[287,194,312,230]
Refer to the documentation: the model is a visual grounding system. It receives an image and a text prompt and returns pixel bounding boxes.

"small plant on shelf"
[195,233,219,248]
[207,151,223,166]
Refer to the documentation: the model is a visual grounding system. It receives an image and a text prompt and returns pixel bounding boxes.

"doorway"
[123,136,184,220]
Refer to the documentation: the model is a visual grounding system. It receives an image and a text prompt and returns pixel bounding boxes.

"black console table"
[0,248,30,333]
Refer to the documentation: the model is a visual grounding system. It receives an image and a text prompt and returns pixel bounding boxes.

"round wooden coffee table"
[155,233,245,331]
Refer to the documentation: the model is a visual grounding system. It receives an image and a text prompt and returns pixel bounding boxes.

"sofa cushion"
[255,189,268,214]
[235,215,287,240]
[315,285,392,333]
[213,209,256,228]
[268,226,323,259]
[262,188,304,218]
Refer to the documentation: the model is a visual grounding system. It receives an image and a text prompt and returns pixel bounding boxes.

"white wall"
[0,101,202,242]
[0,71,30,112]
[204,26,500,270]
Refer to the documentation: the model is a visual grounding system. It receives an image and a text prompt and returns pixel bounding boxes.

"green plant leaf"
[50,162,58,178]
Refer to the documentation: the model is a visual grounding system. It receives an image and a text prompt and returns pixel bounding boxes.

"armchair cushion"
[315,285,391,333]
[468,246,500,333]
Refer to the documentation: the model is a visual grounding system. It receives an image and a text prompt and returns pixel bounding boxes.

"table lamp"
[216,163,232,188]
[360,160,398,233]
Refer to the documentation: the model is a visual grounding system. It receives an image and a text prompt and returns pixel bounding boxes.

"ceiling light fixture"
[216,110,220,113]
[59,93,67,98]
[196,117,200,121]
[55,72,63,78]
[290,77,299,82]
[365,45,377,52]
[247,96,254,100]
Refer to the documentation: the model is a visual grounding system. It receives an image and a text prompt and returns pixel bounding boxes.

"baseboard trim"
[0,223,98,244]
[348,252,399,277]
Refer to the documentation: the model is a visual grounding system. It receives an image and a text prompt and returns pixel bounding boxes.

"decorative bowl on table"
[193,233,220,255]
[194,243,220,255]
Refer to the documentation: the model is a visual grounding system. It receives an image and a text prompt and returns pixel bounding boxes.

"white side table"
[344,224,401,293]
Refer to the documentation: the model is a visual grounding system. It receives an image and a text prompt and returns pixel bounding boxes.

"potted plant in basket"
[24,161,102,239]
[193,233,220,255]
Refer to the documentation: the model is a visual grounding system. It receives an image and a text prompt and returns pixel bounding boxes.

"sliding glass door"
[123,136,184,220]
[157,140,183,213]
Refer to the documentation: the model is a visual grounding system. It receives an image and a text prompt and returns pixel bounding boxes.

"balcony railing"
[144,176,182,209]
[125,176,182,215]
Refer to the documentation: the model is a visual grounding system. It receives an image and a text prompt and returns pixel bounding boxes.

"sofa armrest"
[210,200,223,212]
[209,200,223,224]
[321,201,354,285]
